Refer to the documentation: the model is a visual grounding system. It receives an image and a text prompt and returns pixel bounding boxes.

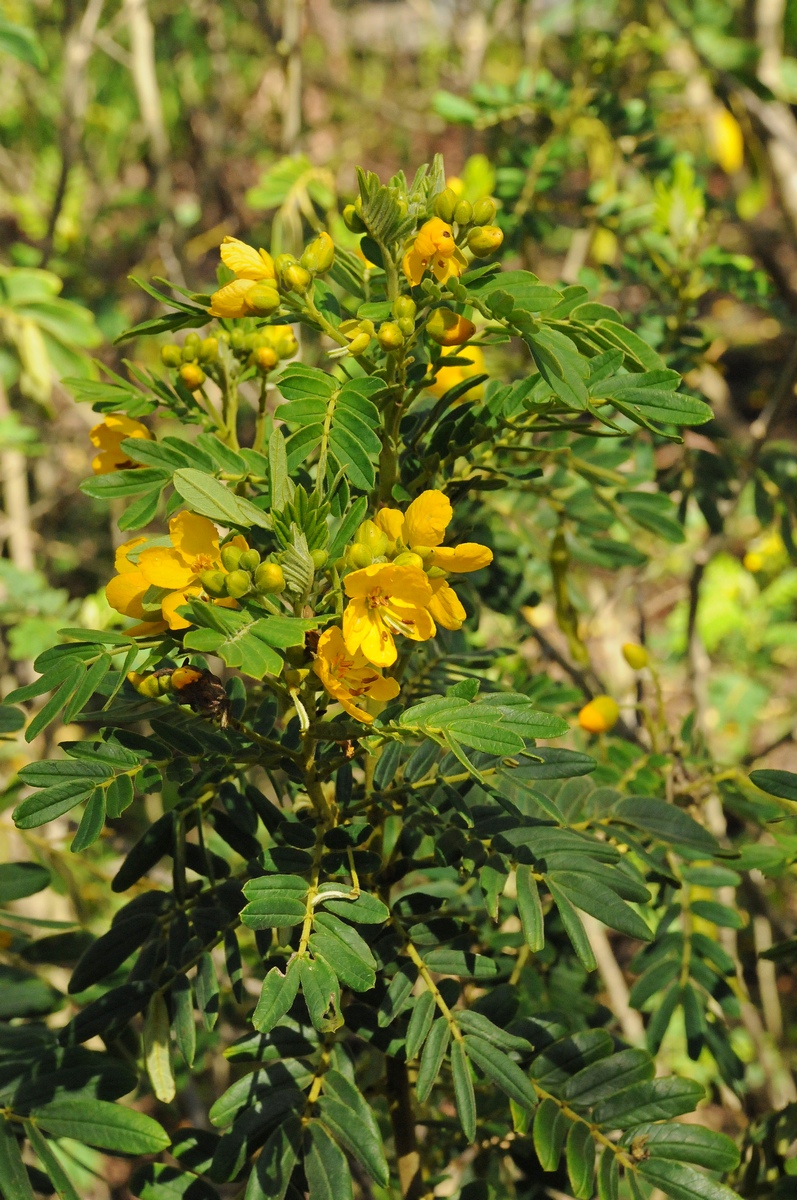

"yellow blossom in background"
[209,236,277,317]
[707,108,744,175]
[342,563,435,667]
[375,490,492,631]
[743,532,787,574]
[106,512,245,631]
[578,695,620,734]
[90,414,153,474]
[402,218,467,287]
[313,627,400,723]
[428,345,486,402]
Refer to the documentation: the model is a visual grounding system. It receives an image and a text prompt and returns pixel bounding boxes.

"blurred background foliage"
[4,0,797,1195]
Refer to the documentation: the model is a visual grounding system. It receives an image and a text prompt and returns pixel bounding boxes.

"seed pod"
[201,570,227,597]
[198,337,219,363]
[220,545,243,572]
[393,295,417,321]
[426,309,476,347]
[253,345,278,371]
[346,542,374,569]
[393,551,424,569]
[238,549,261,573]
[301,232,335,273]
[622,643,649,670]
[254,562,286,594]
[454,199,473,226]
[179,363,206,389]
[433,188,459,222]
[244,282,281,315]
[472,197,497,225]
[342,203,366,233]
[377,322,405,352]
[224,569,252,599]
[467,225,504,257]
[311,549,328,569]
[357,520,389,556]
[160,344,182,367]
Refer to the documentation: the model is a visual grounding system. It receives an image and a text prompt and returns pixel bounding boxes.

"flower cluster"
[402,218,467,287]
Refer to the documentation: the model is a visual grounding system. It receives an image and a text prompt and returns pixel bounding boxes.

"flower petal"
[114,537,147,573]
[169,511,219,563]
[220,236,275,281]
[139,548,195,590]
[403,490,452,548]
[401,248,428,287]
[375,507,405,543]
[360,616,396,667]
[209,278,256,318]
[162,587,201,630]
[431,543,493,573]
[106,569,148,619]
[366,674,401,702]
[428,579,466,629]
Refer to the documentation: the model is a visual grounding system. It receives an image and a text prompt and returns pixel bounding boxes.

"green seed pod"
[311,549,328,569]
[342,203,366,233]
[201,569,227,597]
[393,295,417,321]
[160,344,183,368]
[472,197,497,226]
[357,520,389,556]
[433,188,459,222]
[454,199,473,226]
[238,549,261,573]
[244,282,281,315]
[179,363,206,389]
[198,336,219,363]
[467,225,504,257]
[224,569,252,599]
[254,562,286,594]
[220,544,243,572]
[346,542,374,569]
[377,322,404,352]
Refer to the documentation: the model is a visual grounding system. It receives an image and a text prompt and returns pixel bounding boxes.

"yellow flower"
[402,218,468,287]
[708,108,744,175]
[209,236,277,318]
[342,563,435,667]
[578,695,619,734]
[89,414,153,475]
[428,346,486,402]
[374,490,492,632]
[106,512,245,631]
[313,626,400,723]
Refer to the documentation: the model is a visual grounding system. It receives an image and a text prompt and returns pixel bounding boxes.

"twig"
[580,913,646,1045]
[0,378,34,573]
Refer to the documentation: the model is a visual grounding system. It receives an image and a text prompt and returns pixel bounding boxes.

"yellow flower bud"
[342,203,366,233]
[224,569,252,598]
[253,345,278,371]
[160,344,182,367]
[357,520,389,556]
[454,199,473,226]
[472,197,497,225]
[347,542,374,569]
[467,225,504,257]
[244,282,281,315]
[426,309,476,347]
[301,232,335,273]
[239,549,261,572]
[377,322,405,351]
[274,253,298,278]
[393,550,425,569]
[179,363,206,390]
[393,296,417,321]
[220,544,243,572]
[622,643,649,670]
[198,337,218,363]
[201,569,227,597]
[347,332,372,356]
[433,188,459,222]
[397,317,415,337]
[283,264,312,293]
[578,695,620,734]
[181,343,198,363]
[254,562,286,594]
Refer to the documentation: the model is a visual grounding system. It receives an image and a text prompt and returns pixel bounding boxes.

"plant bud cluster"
[199,544,287,600]
[432,188,503,258]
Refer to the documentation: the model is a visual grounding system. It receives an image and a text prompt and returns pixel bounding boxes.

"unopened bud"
[224,569,252,599]
[454,199,473,226]
[426,309,476,347]
[467,225,504,257]
[357,520,388,555]
[472,197,497,225]
[160,344,182,367]
[201,570,227,597]
[393,551,424,569]
[342,203,366,233]
[238,549,261,573]
[179,363,206,389]
[347,331,372,356]
[253,345,278,371]
[622,643,649,670]
[301,232,335,273]
[282,264,312,294]
[284,667,309,689]
[347,542,374,569]
[397,317,415,337]
[311,549,328,569]
[220,545,243,572]
[377,322,404,352]
[433,188,459,222]
[245,282,281,315]
[393,296,417,321]
[198,337,219,363]
[254,562,286,594]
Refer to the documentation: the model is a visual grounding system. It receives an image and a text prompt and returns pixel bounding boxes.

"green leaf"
[133,1163,217,1200]
[196,952,220,1031]
[172,974,196,1067]
[619,492,685,543]
[299,956,342,1033]
[516,865,544,952]
[598,1147,620,1200]
[0,1117,36,1200]
[421,949,499,979]
[750,768,797,801]
[241,893,307,928]
[32,1098,169,1154]
[417,1018,451,1103]
[545,871,651,942]
[317,888,389,924]
[25,1123,81,1200]
[406,989,436,1061]
[566,1121,596,1199]
[629,1123,740,1172]
[689,900,743,929]
[70,790,106,852]
[328,496,368,561]
[562,1048,654,1107]
[472,270,563,312]
[593,1078,705,1128]
[463,1035,537,1110]
[24,664,85,743]
[0,16,45,68]
[594,321,663,370]
[546,880,597,971]
[309,912,376,991]
[612,798,720,853]
[0,705,25,734]
[269,428,294,510]
[304,1119,353,1200]
[0,862,50,903]
[13,779,97,830]
[245,1115,302,1200]
[533,1097,567,1171]
[318,1069,389,1186]
[636,1159,741,1200]
[252,964,301,1034]
[451,1040,476,1142]
[278,364,337,402]
[81,467,167,499]
[144,992,176,1104]
[527,329,588,411]
[172,468,271,528]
